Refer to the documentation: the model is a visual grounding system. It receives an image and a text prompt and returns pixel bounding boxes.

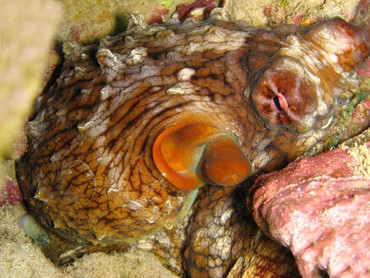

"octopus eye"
[152,123,251,190]
[252,69,316,128]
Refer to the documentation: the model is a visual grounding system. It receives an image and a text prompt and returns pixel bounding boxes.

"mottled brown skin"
[17,13,369,277]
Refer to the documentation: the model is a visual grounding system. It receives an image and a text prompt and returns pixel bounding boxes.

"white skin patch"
[177,67,196,81]
[96,48,124,81]
[127,47,147,64]
[329,53,338,63]
[77,120,95,132]
[166,82,196,95]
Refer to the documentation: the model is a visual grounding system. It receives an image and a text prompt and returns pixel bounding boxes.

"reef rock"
[248,132,370,277]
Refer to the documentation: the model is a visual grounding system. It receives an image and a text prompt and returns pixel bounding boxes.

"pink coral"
[176,0,217,21]
[148,6,169,24]
[248,147,370,277]
[357,58,370,77]
[0,180,23,207]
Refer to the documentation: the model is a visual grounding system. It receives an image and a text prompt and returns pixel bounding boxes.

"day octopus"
[16,12,369,277]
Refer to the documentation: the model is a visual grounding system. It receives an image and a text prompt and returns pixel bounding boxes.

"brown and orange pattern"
[17,13,369,277]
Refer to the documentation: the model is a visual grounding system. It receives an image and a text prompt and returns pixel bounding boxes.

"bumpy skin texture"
[248,142,370,277]
[17,14,369,277]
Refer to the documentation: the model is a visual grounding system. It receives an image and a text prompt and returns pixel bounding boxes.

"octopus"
[16,12,369,277]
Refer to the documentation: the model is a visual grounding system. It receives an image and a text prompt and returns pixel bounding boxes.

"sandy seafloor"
[0,205,178,278]
[0,0,367,277]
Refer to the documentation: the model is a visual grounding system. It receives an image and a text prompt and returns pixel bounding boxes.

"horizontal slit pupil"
[273,96,283,111]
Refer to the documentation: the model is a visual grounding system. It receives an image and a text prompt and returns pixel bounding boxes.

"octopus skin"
[16,13,369,277]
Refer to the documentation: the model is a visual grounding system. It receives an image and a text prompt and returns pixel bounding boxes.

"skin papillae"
[16,13,369,277]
